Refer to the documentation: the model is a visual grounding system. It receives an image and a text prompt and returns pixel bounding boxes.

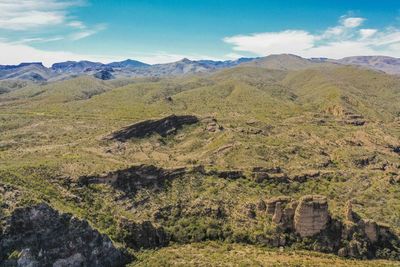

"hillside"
[338,56,400,75]
[0,62,400,266]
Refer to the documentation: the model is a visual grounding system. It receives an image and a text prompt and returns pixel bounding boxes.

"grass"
[0,65,399,264]
[130,241,399,266]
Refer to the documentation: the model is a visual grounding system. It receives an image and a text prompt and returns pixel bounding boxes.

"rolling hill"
[0,56,399,266]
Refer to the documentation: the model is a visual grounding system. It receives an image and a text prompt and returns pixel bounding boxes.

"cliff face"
[0,204,130,267]
[294,195,329,237]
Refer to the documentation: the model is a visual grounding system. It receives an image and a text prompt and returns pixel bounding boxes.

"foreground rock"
[0,203,130,266]
[106,115,199,141]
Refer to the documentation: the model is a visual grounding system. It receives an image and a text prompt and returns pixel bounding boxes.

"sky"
[1,0,400,66]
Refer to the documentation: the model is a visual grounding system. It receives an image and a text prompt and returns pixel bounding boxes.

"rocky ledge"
[0,203,130,267]
[78,164,186,195]
[105,115,199,141]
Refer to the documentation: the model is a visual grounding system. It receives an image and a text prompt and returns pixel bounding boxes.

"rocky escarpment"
[265,195,400,259]
[0,203,130,266]
[106,115,199,141]
[79,164,186,195]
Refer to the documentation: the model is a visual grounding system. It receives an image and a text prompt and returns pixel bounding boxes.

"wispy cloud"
[69,24,107,40]
[0,0,84,30]
[224,15,400,58]
[0,0,104,41]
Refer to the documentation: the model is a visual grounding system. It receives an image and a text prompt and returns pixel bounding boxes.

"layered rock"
[0,203,130,266]
[106,114,199,141]
[79,164,186,195]
[294,195,329,237]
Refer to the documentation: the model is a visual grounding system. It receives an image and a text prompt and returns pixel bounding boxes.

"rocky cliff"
[0,203,130,267]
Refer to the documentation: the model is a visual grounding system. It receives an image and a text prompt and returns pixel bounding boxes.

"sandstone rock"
[294,195,329,237]
[106,114,199,141]
[363,219,378,243]
[266,196,297,230]
[0,203,130,266]
[266,196,291,215]
[272,202,283,224]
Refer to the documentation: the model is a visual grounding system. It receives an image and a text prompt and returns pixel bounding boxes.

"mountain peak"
[179,58,192,63]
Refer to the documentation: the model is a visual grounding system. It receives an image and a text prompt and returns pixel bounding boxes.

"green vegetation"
[131,241,399,267]
[0,64,399,265]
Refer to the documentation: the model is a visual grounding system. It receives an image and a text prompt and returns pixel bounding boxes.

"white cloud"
[0,0,104,42]
[224,16,400,59]
[0,0,83,30]
[359,29,377,39]
[224,31,315,56]
[0,40,221,66]
[69,24,106,40]
[68,20,86,29]
[0,41,114,66]
[342,17,365,28]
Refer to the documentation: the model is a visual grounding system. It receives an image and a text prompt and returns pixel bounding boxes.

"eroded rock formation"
[294,195,329,237]
[264,195,400,259]
[0,203,130,266]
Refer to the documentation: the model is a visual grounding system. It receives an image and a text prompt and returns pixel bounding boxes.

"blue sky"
[1,0,400,65]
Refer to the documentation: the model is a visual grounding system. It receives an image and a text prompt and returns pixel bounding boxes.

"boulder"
[294,195,329,237]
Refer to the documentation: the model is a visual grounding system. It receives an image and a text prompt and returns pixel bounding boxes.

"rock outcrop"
[79,164,187,195]
[106,115,199,141]
[263,195,400,259]
[0,203,130,266]
[294,195,329,237]
[94,69,115,80]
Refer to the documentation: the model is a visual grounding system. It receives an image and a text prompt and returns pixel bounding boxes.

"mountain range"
[1,54,400,84]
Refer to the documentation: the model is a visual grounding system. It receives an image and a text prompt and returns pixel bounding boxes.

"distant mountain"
[196,57,256,69]
[242,54,337,70]
[0,62,52,82]
[106,59,149,68]
[51,61,103,73]
[2,54,400,83]
[336,56,400,75]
